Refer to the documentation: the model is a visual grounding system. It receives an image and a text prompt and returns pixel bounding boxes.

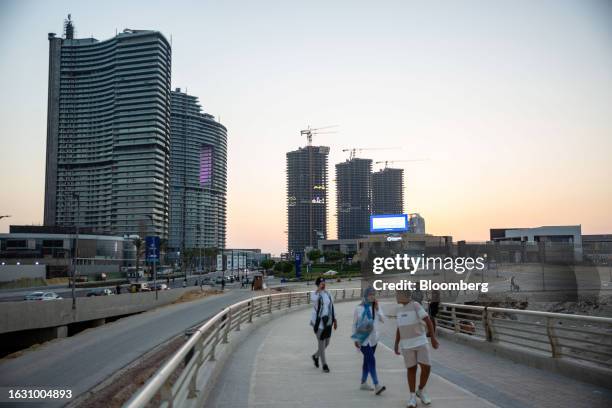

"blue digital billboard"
[370,214,409,233]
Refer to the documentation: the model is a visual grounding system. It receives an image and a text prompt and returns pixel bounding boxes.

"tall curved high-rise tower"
[169,90,227,252]
[44,18,172,238]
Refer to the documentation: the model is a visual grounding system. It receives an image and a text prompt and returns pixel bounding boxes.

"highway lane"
[0,287,254,407]
[0,273,245,302]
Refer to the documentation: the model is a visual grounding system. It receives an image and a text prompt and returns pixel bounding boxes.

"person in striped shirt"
[394,289,439,408]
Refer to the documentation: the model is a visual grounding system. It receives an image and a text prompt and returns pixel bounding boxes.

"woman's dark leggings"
[360,345,379,385]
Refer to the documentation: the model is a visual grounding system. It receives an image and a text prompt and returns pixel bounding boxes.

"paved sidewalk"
[207,301,497,408]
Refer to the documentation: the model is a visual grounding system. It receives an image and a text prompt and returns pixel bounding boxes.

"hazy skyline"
[1,0,611,255]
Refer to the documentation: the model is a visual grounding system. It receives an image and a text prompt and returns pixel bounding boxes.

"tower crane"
[375,159,428,169]
[300,125,338,146]
[342,147,399,160]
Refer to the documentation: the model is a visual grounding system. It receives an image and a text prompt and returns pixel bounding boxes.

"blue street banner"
[295,252,302,279]
[145,236,160,264]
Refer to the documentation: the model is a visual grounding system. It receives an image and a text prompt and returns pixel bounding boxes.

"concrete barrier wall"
[0,287,195,334]
[0,264,46,282]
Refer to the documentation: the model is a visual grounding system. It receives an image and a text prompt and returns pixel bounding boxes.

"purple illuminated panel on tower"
[200,145,213,186]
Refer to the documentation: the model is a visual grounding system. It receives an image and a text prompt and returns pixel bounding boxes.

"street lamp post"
[72,194,80,310]
[145,215,158,301]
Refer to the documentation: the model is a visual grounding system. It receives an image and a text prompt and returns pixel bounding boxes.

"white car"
[24,291,62,301]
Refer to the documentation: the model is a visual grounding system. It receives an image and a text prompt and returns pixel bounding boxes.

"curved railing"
[124,288,612,407]
[435,303,612,368]
[124,288,363,408]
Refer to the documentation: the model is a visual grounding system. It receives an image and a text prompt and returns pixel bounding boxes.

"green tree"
[261,259,275,272]
[282,261,294,273]
[324,250,344,262]
[307,249,322,263]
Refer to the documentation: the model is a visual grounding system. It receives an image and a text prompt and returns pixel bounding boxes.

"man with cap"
[310,277,337,373]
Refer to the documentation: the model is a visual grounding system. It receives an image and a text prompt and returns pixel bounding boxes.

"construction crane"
[375,159,428,169]
[342,147,399,160]
[300,125,338,145]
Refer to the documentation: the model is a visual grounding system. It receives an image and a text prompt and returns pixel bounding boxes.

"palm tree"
[133,237,143,281]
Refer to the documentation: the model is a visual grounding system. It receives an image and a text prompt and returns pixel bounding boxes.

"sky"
[0,0,611,256]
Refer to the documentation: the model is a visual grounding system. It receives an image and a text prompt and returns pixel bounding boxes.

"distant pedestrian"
[352,286,386,395]
[115,284,121,295]
[221,278,225,290]
[394,290,439,408]
[182,279,187,288]
[194,279,199,287]
[310,277,337,373]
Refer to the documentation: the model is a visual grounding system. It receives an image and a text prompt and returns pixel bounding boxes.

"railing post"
[452,306,459,333]
[342,288,346,299]
[268,295,272,314]
[223,310,231,344]
[258,298,262,317]
[160,382,174,408]
[289,292,292,308]
[307,292,311,304]
[483,307,493,342]
[188,340,204,399]
[236,306,241,332]
[546,317,560,357]
[210,320,219,361]
[248,300,253,323]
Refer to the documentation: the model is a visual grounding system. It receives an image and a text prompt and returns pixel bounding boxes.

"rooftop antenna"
[63,14,75,39]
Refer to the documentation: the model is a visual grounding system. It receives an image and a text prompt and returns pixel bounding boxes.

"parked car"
[214,276,224,285]
[154,283,169,291]
[86,288,114,297]
[129,282,151,292]
[24,291,62,301]
[201,276,211,285]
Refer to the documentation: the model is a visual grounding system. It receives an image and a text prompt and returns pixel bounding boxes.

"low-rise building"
[0,225,136,279]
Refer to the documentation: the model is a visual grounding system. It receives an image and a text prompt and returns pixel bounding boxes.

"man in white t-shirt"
[394,290,439,408]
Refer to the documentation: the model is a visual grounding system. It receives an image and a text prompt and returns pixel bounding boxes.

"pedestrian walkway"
[207,301,497,408]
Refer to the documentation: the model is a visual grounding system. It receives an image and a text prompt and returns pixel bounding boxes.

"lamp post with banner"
[146,236,160,300]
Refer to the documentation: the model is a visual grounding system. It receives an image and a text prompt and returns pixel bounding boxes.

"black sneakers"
[322,364,330,373]
[312,354,319,368]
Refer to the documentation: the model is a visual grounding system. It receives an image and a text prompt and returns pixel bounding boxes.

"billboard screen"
[370,214,409,233]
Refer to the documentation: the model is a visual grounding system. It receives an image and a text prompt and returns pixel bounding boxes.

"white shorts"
[401,344,430,367]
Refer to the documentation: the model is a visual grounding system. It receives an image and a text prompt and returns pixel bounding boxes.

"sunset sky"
[0,0,611,255]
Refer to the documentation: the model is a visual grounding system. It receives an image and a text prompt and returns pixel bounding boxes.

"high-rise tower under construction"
[372,167,404,215]
[336,158,372,239]
[286,146,329,254]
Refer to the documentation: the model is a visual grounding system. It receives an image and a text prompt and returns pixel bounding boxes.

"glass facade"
[44,27,172,238]
[169,90,227,252]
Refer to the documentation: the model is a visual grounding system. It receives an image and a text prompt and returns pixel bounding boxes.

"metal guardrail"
[435,303,612,368]
[124,288,364,408]
[125,288,612,408]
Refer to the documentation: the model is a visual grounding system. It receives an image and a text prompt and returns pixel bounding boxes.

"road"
[0,272,249,302]
[0,287,255,407]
